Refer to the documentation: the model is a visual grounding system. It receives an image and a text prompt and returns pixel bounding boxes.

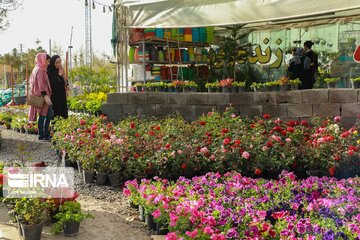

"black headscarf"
[47,55,61,79]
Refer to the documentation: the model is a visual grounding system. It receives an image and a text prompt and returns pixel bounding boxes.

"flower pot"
[207,88,215,93]
[238,86,246,92]
[168,86,175,92]
[128,200,138,209]
[17,217,23,237]
[222,86,231,93]
[291,84,299,90]
[190,87,197,92]
[145,214,156,231]
[108,171,122,187]
[21,223,43,240]
[327,82,336,88]
[76,161,83,174]
[230,86,238,93]
[182,86,190,92]
[156,221,169,235]
[82,170,96,184]
[63,221,80,237]
[139,205,145,222]
[279,84,291,91]
[96,172,109,185]
[135,86,143,92]
[271,85,279,92]
[352,81,360,89]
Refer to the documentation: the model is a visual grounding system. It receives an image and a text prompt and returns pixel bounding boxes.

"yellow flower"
[357,139,360,145]
[353,130,358,136]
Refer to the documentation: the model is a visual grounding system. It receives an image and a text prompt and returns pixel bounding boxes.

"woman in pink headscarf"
[28,53,53,141]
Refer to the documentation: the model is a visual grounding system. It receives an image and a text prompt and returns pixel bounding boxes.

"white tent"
[113,0,360,92]
[118,0,360,28]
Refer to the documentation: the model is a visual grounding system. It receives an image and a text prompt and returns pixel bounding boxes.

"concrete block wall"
[102,89,360,126]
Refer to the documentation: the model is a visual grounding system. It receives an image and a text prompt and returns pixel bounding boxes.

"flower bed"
[52,108,360,181]
[124,171,360,239]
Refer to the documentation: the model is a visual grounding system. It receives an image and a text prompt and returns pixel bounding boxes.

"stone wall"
[101,89,360,127]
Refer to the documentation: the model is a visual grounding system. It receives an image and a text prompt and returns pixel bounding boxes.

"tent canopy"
[117,0,360,28]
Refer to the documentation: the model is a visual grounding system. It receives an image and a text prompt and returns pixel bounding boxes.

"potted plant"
[51,201,93,236]
[350,77,360,89]
[205,82,220,92]
[250,82,264,92]
[278,76,291,91]
[172,80,185,92]
[324,77,340,88]
[265,81,280,92]
[289,78,301,90]
[219,78,234,93]
[232,81,246,92]
[134,82,144,92]
[183,81,198,92]
[14,198,53,240]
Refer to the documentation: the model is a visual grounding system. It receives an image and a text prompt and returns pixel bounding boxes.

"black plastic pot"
[63,221,80,237]
[96,172,109,185]
[145,214,156,231]
[139,205,145,222]
[108,171,122,187]
[156,221,169,235]
[82,170,96,184]
[21,223,43,240]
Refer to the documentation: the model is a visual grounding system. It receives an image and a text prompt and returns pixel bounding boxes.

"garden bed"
[124,171,360,239]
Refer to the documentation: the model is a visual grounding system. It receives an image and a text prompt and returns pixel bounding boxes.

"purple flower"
[323,230,335,240]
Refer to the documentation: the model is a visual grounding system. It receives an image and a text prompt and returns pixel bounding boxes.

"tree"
[0,0,22,31]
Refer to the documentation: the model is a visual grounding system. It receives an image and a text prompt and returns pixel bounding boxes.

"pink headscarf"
[34,53,48,71]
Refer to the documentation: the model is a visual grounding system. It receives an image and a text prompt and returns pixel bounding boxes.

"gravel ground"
[0,126,152,240]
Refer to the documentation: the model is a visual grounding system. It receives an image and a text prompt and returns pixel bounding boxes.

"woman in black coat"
[47,55,68,119]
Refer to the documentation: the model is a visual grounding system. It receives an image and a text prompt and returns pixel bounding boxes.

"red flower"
[301,120,308,126]
[286,127,294,133]
[181,163,187,169]
[333,155,341,161]
[254,168,262,175]
[149,131,155,136]
[154,125,161,131]
[263,114,270,119]
[234,139,241,145]
[340,131,350,138]
[165,143,171,149]
[199,121,206,126]
[223,138,231,145]
[221,128,229,134]
[134,132,140,138]
[348,145,359,152]
[328,166,336,176]
[0,173,4,185]
[280,130,287,136]
[266,141,273,148]
[130,122,136,129]
[79,119,86,125]
[133,153,139,159]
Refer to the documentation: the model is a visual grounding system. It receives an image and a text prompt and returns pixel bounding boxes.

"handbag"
[27,95,45,108]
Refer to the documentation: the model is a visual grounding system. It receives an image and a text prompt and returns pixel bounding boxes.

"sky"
[0,0,113,58]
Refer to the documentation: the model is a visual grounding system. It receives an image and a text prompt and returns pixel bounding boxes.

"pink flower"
[203,226,214,235]
[165,232,178,240]
[285,138,291,143]
[170,212,178,226]
[185,229,198,238]
[223,138,231,145]
[211,234,226,240]
[242,151,250,159]
[152,209,161,218]
[334,116,341,122]
[123,188,131,197]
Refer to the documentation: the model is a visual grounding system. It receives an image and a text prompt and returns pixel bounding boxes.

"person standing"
[302,41,318,89]
[28,53,53,141]
[47,55,68,119]
[287,47,305,81]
